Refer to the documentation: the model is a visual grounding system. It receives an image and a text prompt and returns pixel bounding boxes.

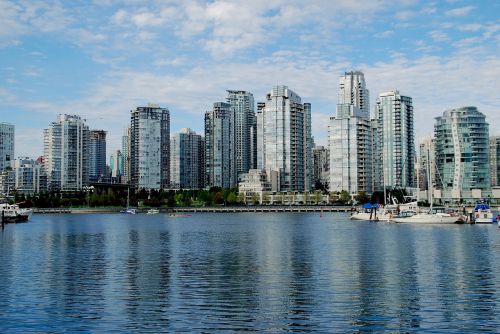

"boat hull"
[392,214,460,224]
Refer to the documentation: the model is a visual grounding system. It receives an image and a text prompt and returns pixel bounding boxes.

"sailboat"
[391,149,461,224]
[120,188,137,214]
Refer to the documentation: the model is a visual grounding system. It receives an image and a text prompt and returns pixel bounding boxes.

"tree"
[355,191,369,204]
[339,190,351,205]
[251,193,259,205]
[314,191,322,205]
[262,192,270,205]
[226,192,237,205]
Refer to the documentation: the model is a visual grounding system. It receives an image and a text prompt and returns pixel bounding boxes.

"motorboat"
[474,202,493,223]
[351,202,419,222]
[146,209,160,215]
[0,203,33,223]
[169,213,191,217]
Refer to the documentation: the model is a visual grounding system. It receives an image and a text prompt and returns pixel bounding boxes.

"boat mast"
[428,148,433,212]
[127,188,130,209]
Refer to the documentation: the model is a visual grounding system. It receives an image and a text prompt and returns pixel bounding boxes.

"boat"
[120,188,137,214]
[474,202,493,223]
[146,209,160,215]
[390,148,464,224]
[169,213,191,217]
[351,202,418,222]
[120,208,137,214]
[0,203,33,223]
[391,209,462,224]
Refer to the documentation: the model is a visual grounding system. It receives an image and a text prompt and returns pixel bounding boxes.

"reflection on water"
[1,213,500,332]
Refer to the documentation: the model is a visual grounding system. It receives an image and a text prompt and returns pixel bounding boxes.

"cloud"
[428,30,449,42]
[445,5,474,17]
[457,23,482,32]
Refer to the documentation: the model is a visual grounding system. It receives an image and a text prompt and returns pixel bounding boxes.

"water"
[1,213,500,333]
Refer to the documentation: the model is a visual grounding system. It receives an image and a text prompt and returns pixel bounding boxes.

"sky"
[1,0,499,158]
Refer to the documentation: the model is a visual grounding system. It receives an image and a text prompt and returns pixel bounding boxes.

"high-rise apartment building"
[170,128,204,189]
[227,90,256,180]
[329,71,372,194]
[121,127,131,184]
[490,136,500,187]
[313,145,330,188]
[109,150,123,179]
[205,102,236,188]
[12,157,47,195]
[256,85,312,192]
[130,104,170,190]
[88,130,107,182]
[434,107,490,199]
[375,90,415,189]
[43,114,89,191]
[0,123,14,170]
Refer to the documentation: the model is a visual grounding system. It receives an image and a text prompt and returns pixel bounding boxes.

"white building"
[329,71,372,194]
[0,123,14,170]
[43,114,89,192]
[170,128,204,189]
[375,90,415,190]
[257,86,312,192]
[130,104,170,190]
[12,157,47,195]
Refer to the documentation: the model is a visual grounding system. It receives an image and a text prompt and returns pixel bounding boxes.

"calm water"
[1,213,500,333]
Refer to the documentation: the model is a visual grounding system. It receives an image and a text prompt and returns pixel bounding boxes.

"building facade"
[12,158,47,195]
[121,127,131,184]
[490,136,500,187]
[256,85,312,192]
[130,104,170,190]
[109,150,123,180]
[375,90,415,190]
[170,128,204,189]
[205,102,236,188]
[417,138,436,203]
[227,90,256,180]
[313,145,330,188]
[43,114,89,191]
[329,71,372,194]
[0,123,14,170]
[434,107,490,199]
[88,130,107,182]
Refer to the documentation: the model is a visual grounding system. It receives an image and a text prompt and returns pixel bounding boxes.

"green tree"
[355,191,369,204]
[339,190,351,205]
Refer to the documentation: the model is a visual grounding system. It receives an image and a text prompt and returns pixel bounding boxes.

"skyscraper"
[313,145,330,188]
[43,114,89,191]
[121,127,131,184]
[329,71,372,194]
[170,128,204,189]
[12,157,47,195]
[375,90,415,189]
[434,107,490,199]
[205,102,236,188]
[88,130,107,182]
[130,104,170,190]
[0,123,14,170]
[490,136,500,187]
[109,150,123,180]
[256,85,312,192]
[227,90,256,180]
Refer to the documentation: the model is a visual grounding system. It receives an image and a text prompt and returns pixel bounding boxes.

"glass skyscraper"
[490,136,500,187]
[205,102,236,189]
[88,130,107,182]
[329,71,372,194]
[170,128,204,189]
[375,90,415,189]
[130,104,170,190]
[256,85,312,192]
[434,106,490,198]
[227,90,256,180]
[0,122,14,170]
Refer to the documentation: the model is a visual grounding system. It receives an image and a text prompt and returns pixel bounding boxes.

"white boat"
[120,208,137,215]
[0,203,33,223]
[391,210,461,224]
[474,202,493,223]
[351,202,419,222]
[146,209,160,215]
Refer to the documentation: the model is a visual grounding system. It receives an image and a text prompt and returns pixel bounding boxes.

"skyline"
[1,0,499,157]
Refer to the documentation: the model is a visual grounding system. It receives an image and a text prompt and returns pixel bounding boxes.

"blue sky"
[1,0,499,157]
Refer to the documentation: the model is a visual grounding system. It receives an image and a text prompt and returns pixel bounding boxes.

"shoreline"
[33,206,353,214]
